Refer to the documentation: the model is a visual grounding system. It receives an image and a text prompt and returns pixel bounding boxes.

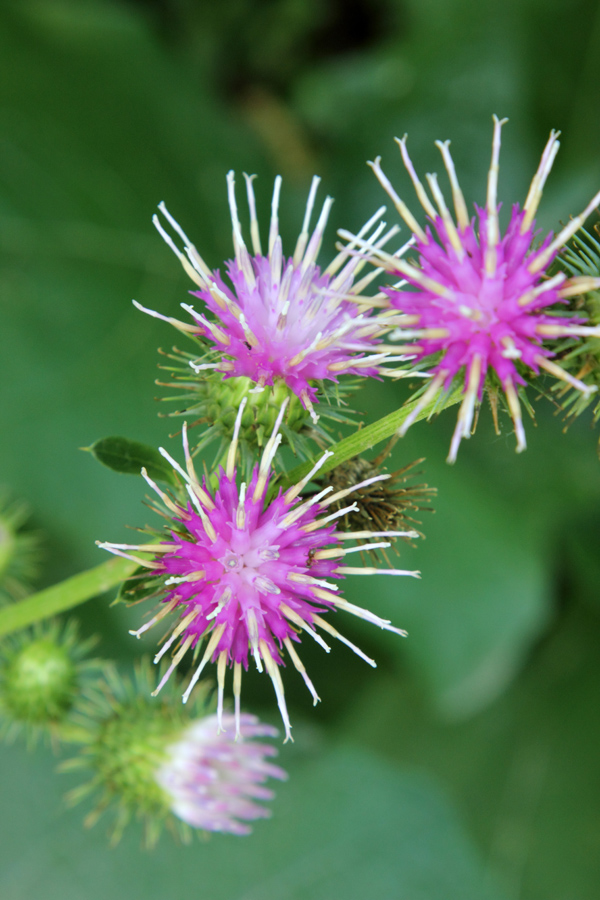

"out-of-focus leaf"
[336,380,554,717]
[341,600,600,900]
[0,740,505,900]
[85,436,177,485]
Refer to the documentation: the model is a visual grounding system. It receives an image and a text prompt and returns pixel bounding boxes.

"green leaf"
[85,437,177,485]
[341,601,600,900]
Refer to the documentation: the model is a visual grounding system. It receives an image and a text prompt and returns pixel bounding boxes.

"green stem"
[0,556,136,639]
[282,383,462,489]
[0,388,461,638]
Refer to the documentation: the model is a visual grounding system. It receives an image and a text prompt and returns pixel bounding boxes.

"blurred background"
[1,0,600,897]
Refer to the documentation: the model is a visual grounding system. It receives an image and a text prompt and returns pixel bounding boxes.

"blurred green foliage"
[1,0,600,896]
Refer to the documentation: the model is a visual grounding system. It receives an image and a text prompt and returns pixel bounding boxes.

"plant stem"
[0,556,136,639]
[281,384,462,489]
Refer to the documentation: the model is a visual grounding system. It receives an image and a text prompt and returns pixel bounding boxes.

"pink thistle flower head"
[156,713,286,836]
[66,663,285,843]
[100,400,419,742]
[137,172,407,422]
[351,116,600,461]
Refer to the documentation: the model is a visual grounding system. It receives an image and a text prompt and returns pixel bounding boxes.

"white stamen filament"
[312,615,376,667]
[96,542,161,569]
[323,473,391,507]
[535,355,598,395]
[522,130,561,232]
[132,299,197,333]
[152,634,195,696]
[243,172,263,256]
[185,484,217,543]
[217,651,227,732]
[338,530,420,540]
[268,175,282,257]
[182,623,226,703]
[233,662,242,739]
[128,598,179,638]
[284,637,320,705]
[154,610,197,664]
[332,595,408,636]
[504,378,527,453]
[529,187,600,274]
[485,115,508,275]
[396,135,438,219]
[302,502,359,531]
[279,602,331,652]
[335,566,421,577]
[293,175,321,265]
[435,139,470,230]
[283,450,334,505]
[397,371,447,437]
[425,171,465,259]
[226,396,248,480]
[368,156,427,242]
[260,641,293,742]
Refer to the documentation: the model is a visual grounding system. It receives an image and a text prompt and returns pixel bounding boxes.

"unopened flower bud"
[0,620,98,745]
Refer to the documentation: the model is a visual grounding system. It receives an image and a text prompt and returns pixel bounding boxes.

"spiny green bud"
[64,662,285,847]
[0,492,42,603]
[554,227,600,431]
[155,346,358,478]
[0,620,101,746]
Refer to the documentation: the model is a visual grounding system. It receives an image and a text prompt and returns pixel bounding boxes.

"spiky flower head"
[99,400,418,742]
[137,171,408,423]
[0,619,100,746]
[345,116,600,461]
[64,663,285,845]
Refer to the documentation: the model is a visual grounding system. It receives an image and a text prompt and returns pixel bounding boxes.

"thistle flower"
[344,116,600,461]
[99,400,418,741]
[136,171,409,423]
[64,663,285,845]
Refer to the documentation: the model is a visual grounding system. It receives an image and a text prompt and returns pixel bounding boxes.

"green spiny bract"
[554,228,600,428]
[155,345,359,480]
[0,619,101,746]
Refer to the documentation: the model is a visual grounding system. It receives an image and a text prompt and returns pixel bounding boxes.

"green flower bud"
[0,620,101,746]
[155,346,358,478]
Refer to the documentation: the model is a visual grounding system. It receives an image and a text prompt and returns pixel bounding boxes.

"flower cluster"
[137,171,411,422]
[342,116,600,460]
[99,399,418,742]
[18,113,600,846]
